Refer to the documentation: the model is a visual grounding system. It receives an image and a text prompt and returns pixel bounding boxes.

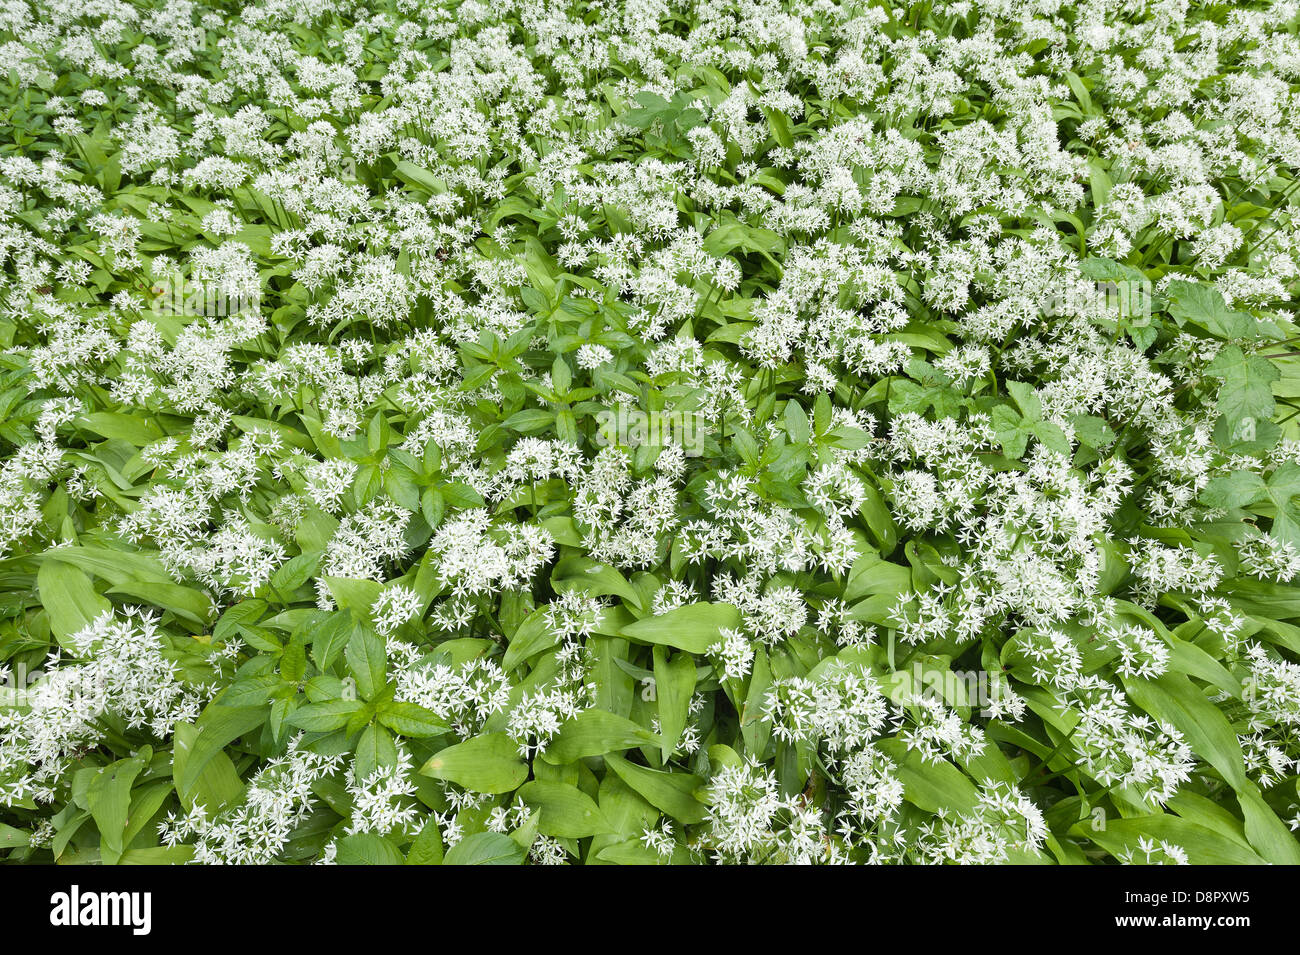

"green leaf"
[0,824,29,849]
[764,107,794,148]
[37,560,110,648]
[1204,345,1278,438]
[541,709,660,764]
[502,605,560,670]
[783,399,810,445]
[1081,814,1268,865]
[603,754,706,824]
[1166,281,1256,339]
[991,404,1030,458]
[406,817,445,865]
[654,645,696,761]
[40,546,212,624]
[172,722,244,814]
[1260,463,1300,547]
[1005,380,1042,421]
[77,412,163,446]
[1071,414,1116,449]
[345,624,387,700]
[311,611,357,670]
[518,781,613,837]
[326,576,383,617]
[288,699,364,732]
[442,831,526,865]
[620,602,741,654]
[335,832,405,865]
[174,705,267,796]
[419,733,528,794]
[552,557,642,608]
[270,550,320,593]
[377,701,449,737]
[355,722,398,779]
[1201,471,1266,509]
[86,757,144,857]
[393,161,447,195]
[1124,673,1247,790]
[880,742,978,815]
[1238,787,1300,865]
[1032,419,1070,454]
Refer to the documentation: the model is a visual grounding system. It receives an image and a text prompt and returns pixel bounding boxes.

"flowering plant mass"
[2,0,1300,866]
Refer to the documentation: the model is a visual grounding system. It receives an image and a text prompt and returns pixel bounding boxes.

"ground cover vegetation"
[2,0,1300,865]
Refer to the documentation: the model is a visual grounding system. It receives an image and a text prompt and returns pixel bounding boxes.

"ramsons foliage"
[1,0,1300,864]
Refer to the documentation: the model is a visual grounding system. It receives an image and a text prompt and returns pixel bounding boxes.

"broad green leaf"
[37,560,110,647]
[86,757,144,857]
[541,709,659,764]
[377,701,449,737]
[1124,673,1247,790]
[653,645,696,761]
[336,832,405,865]
[518,781,613,837]
[419,733,528,794]
[603,754,706,824]
[174,705,268,796]
[345,625,387,700]
[442,831,526,865]
[620,602,741,654]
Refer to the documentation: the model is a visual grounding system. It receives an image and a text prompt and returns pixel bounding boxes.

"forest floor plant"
[2,0,1300,865]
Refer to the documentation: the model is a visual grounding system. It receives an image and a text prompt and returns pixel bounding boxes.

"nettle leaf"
[406,817,445,865]
[345,625,387,700]
[288,699,365,733]
[1204,345,1278,442]
[311,611,358,670]
[1201,471,1266,510]
[783,398,810,445]
[376,701,449,737]
[1260,463,1300,547]
[1166,280,1257,339]
[355,723,399,779]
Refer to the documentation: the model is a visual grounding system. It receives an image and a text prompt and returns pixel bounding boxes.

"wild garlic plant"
[0,0,1299,865]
